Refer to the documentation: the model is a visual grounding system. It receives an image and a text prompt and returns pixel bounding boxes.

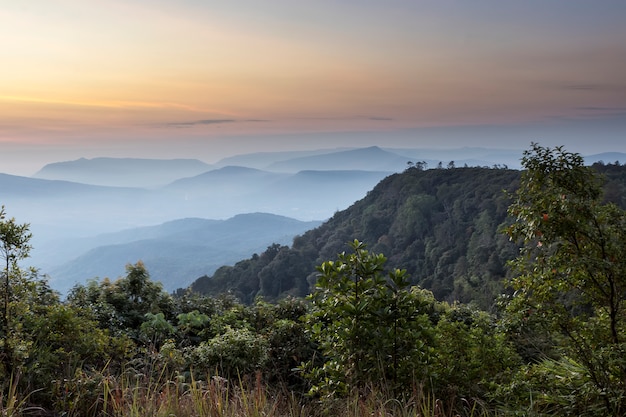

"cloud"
[541,107,626,125]
[557,83,626,92]
[575,106,626,112]
[296,115,393,122]
[162,119,270,128]
[164,119,236,128]
[572,107,626,121]
[563,84,605,91]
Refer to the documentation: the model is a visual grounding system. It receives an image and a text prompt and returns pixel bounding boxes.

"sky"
[1,0,626,175]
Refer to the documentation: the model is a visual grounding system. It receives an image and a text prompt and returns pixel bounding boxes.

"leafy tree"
[189,325,269,379]
[0,206,33,376]
[190,244,288,303]
[21,303,126,409]
[433,304,520,402]
[71,262,173,328]
[503,143,626,415]
[302,240,436,398]
[176,309,210,346]
[140,312,175,348]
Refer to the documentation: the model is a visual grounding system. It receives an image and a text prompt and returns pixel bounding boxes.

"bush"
[189,326,269,379]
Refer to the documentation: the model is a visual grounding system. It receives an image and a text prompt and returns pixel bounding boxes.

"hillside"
[188,162,626,308]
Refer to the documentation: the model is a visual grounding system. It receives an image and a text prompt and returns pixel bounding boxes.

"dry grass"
[3,371,499,417]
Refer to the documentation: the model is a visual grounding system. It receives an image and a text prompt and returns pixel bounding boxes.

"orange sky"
[1,1,626,173]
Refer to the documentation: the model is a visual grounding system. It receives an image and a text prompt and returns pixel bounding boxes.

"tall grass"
[96,373,498,417]
[0,372,44,417]
[3,369,501,417]
[99,370,287,417]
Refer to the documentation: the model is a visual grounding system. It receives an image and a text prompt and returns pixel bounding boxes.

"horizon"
[2,1,626,176]
[3,132,626,177]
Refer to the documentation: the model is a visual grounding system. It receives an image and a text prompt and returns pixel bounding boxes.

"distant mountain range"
[265,146,410,172]
[33,157,213,187]
[30,147,626,189]
[584,152,626,165]
[2,166,390,237]
[2,145,624,294]
[36,213,321,295]
[32,146,526,189]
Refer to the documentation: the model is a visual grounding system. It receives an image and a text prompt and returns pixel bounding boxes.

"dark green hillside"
[189,166,519,307]
[189,163,626,309]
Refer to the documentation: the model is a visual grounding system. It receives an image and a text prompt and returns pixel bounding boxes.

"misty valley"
[2,145,537,293]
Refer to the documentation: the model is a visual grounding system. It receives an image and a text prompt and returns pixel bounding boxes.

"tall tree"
[0,206,33,376]
[67,261,174,336]
[505,144,626,414]
[302,240,435,397]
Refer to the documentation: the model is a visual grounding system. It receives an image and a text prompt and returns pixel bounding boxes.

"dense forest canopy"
[188,160,626,310]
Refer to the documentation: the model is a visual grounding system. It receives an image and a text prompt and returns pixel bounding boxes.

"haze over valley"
[0,146,494,291]
[0,144,624,294]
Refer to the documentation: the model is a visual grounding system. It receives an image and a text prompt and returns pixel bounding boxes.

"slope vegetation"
[189,162,626,309]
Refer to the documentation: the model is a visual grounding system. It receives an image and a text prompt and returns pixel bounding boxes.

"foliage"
[189,163,626,310]
[496,356,620,417]
[433,304,521,402]
[503,143,626,415]
[67,261,174,337]
[302,240,437,398]
[190,167,524,309]
[189,243,288,303]
[189,325,269,378]
[0,206,36,378]
[140,312,175,347]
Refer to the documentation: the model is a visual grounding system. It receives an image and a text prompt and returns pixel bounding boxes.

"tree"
[302,240,435,398]
[0,206,33,376]
[504,143,626,415]
[67,261,174,336]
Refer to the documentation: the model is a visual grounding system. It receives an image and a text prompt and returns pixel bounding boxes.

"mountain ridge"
[41,213,322,294]
[266,146,408,172]
[33,157,213,187]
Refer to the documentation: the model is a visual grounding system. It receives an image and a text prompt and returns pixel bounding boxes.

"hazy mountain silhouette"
[165,166,288,197]
[33,157,212,187]
[44,213,321,294]
[252,170,392,218]
[1,173,140,196]
[214,149,346,170]
[584,152,626,165]
[162,166,391,220]
[211,146,528,172]
[1,173,158,238]
[266,146,408,172]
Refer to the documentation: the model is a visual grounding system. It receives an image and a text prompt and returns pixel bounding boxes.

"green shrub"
[189,326,269,378]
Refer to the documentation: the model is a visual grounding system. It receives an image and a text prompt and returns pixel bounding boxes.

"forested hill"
[187,162,626,309]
